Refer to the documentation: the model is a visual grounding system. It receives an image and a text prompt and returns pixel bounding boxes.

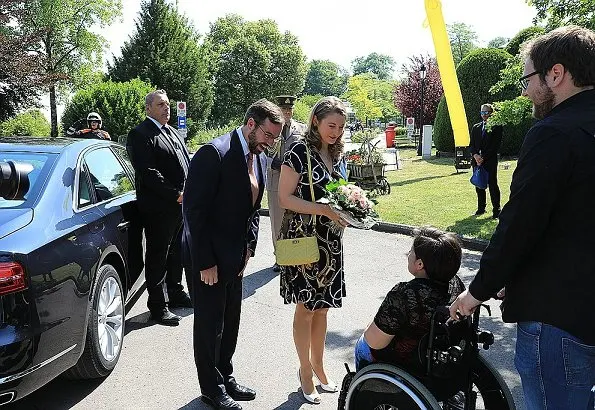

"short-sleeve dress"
[279,140,346,311]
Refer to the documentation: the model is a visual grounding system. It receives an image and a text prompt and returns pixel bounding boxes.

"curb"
[258,209,489,252]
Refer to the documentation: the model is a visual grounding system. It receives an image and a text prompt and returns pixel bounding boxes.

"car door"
[82,147,137,293]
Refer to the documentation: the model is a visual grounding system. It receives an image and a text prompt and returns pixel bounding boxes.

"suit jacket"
[266,119,306,191]
[469,122,503,170]
[126,118,190,214]
[182,130,265,282]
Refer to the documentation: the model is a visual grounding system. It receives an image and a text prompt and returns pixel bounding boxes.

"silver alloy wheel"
[96,276,123,362]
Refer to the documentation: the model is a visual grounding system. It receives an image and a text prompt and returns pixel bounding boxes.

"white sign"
[177,101,186,117]
[406,117,415,136]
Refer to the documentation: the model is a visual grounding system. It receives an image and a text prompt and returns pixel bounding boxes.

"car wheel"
[64,264,125,379]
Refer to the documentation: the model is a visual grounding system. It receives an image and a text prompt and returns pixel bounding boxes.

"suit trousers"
[474,163,500,212]
[142,208,183,311]
[193,276,243,398]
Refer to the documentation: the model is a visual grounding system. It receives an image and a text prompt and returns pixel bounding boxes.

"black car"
[0,137,144,405]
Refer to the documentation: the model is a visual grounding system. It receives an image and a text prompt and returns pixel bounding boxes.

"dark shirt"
[372,277,464,366]
[469,89,595,345]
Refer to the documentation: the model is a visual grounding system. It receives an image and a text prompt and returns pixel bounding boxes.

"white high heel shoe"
[312,369,338,393]
[298,369,321,404]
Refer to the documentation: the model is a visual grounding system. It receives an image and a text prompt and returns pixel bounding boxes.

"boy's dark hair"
[412,226,462,284]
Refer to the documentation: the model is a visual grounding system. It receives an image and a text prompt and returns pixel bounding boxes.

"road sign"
[177,116,186,129]
[177,101,186,118]
[406,117,415,136]
[178,128,188,141]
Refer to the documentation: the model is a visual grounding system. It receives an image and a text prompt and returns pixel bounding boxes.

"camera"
[0,161,34,200]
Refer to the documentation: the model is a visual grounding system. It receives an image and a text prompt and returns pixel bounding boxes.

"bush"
[433,48,518,153]
[505,27,545,57]
[61,79,155,140]
[394,126,407,136]
[186,120,239,153]
[0,110,51,137]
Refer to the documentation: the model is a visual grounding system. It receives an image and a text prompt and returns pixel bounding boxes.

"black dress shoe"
[474,209,486,216]
[272,263,281,272]
[168,291,193,308]
[492,209,501,219]
[200,394,242,410]
[225,380,256,401]
[149,308,181,326]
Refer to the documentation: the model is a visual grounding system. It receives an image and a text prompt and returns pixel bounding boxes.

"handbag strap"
[304,143,316,229]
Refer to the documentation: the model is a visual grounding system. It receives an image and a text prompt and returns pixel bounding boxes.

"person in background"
[127,89,192,326]
[67,112,111,140]
[469,103,502,219]
[266,95,306,273]
[450,26,595,410]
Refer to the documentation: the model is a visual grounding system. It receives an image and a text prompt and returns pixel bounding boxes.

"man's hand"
[473,154,483,165]
[449,289,482,320]
[200,266,218,285]
[177,193,183,203]
[239,249,253,277]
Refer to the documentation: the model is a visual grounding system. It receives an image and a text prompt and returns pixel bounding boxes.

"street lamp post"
[417,64,427,156]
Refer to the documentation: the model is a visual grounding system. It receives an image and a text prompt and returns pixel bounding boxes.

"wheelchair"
[338,305,515,410]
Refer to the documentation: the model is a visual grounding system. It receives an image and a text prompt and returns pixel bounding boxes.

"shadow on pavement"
[271,391,321,409]
[243,267,277,299]
[4,378,103,410]
[178,397,212,409]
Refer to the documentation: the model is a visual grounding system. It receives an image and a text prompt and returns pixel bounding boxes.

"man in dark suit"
[126,89,192,326]
[469,103,503,219]
[182,99,284,410]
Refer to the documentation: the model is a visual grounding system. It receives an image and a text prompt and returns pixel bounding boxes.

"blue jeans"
[515,321,595,410]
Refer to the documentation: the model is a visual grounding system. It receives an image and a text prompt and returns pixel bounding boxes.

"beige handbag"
[275,144,320,266]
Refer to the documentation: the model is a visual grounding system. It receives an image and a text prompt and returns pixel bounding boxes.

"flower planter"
[347,163,385,178]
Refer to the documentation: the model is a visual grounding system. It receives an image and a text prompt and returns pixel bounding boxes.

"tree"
[204,14,307,126]
[14,0,122,138]
[0,0,56,120]
[61,78,154,139]
[303,60,348,97]
[528,0,595,30]
[342,73,398,123]
[351,53,395,80]
[488,36,509,49]
[505,26,545,56]
[292,94,324,123]
[108,0,212,128]
[394,55,443,127]
[0,109,50,136]
[447,22,479,66]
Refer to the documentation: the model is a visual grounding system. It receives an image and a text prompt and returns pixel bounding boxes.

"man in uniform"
[266,95,306,272]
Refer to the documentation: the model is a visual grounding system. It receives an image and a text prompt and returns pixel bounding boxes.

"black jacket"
[469,122,503,169]
[182,130,264,282]
[469,89,595,345]
[126,118,189,214]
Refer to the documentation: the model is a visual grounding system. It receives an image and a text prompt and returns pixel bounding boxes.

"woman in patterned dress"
[278,96,349,404]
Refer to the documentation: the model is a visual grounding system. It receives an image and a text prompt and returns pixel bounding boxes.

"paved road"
[10,218,525,410]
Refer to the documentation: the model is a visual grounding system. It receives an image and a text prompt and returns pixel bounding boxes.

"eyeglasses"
[519,71,540,90]
[480,111,492,116]
[257,124,280,141]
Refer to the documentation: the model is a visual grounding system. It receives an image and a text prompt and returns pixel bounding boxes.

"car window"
[84,148,134,202]
[77,166,93,208]
[111,145,134,180]
[0,151,55,209]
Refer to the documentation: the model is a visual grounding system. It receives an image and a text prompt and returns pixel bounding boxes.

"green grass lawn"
[374,142,517,240]
[261,137,517,240]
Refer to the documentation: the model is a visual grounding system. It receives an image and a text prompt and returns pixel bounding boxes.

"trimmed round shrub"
[433,48,519,153]
[0,110,51,137]
[61,79,154,139]
[505,27,545,57]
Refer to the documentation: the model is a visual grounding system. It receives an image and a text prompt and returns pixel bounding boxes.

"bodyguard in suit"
[183,99,284,410]
[469,103,503,219]
[266,95,306,272]
[126,89,192,326]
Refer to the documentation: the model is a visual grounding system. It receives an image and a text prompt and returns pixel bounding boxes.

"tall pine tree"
[108,0,212,127]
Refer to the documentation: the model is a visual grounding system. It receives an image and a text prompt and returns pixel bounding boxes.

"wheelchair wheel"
[470,354,516,410]
[345,363,441,410]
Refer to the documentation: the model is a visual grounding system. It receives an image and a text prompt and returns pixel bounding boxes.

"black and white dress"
[279,140,346,311]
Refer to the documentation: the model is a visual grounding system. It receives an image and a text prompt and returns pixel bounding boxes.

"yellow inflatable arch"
[425,0,469,147]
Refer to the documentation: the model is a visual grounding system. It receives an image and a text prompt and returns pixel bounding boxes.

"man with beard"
[450,26,595,409]
[182,99,284,410]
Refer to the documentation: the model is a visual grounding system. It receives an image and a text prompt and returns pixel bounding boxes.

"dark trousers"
[193,276,243,398]
[474,163,500,212]
[142,209,184,311]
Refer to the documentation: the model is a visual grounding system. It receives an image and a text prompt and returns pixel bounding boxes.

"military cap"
[275,95,297,108]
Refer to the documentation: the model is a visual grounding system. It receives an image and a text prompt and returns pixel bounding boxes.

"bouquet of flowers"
[318,179,379,229]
